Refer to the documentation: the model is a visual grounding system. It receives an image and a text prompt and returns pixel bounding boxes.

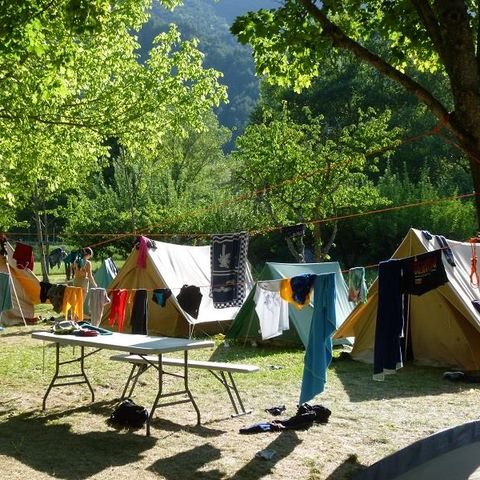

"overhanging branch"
[298,1,453,130]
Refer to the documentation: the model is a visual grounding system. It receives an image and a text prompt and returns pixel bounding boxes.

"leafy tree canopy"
[0,0,227,225]
[231,1,480,223]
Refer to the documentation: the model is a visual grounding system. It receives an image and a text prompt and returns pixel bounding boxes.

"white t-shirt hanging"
[254,280,289,340]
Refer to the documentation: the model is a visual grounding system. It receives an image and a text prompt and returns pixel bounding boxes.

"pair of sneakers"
[52,320,80,334]
[51,320,98,336]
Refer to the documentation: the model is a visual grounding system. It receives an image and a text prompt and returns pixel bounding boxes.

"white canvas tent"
[100,239,254,337]
[335,228,480,370]
[0,242,40,325]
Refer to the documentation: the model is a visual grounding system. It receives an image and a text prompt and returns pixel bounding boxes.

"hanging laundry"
[373,259,405,381]
[109,289,129,332]
[39,281,53,303]
[211,232,249,308]
[280,274,316,309]
[62,286,84,321]
[46,284,67,314]
[281,224,306,238]
[348,267,368,303]
[136,236,149,268]
[176,285,202,319]
[87,288,110,326]
[13,242,34,270]
[48,248,67,270]
[299,274,336,404]
[421,230,433,241]
[131,289,148,334]
[254,280,289,340]
[152,288,172,307]
[435,235,456,267]
[0,272,12,313]
[402,249,448,296]
[63,250,79,281]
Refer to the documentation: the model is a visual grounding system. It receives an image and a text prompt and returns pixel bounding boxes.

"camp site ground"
[3,231,480,479]
[2,323,480,480]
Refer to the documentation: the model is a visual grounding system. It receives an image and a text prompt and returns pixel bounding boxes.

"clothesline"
[56,123,466,249]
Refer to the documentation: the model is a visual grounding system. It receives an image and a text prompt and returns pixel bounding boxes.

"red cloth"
[136,236,148,268]
[13,242,34,270]
[108,289,129,332]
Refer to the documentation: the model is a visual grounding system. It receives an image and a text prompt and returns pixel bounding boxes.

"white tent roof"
[148,240,254,325]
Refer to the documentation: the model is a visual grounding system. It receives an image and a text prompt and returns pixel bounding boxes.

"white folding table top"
[31,331,214,355]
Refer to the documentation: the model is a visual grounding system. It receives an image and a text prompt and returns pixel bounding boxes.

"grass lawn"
[2,322,480,480]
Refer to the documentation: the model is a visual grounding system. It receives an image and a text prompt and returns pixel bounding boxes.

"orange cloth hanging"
[62,286,84,321]
[279,278,312,310]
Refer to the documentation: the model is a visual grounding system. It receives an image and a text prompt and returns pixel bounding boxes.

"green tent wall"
[226,262,353,347]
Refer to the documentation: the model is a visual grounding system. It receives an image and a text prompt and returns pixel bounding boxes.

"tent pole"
[6,262,27,326]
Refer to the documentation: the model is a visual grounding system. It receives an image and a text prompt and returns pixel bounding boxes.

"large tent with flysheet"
[0,242,40,325]
[100,239,254,337]
[354,421,480,480]
[334,228,480,370]
[226,261,354,347]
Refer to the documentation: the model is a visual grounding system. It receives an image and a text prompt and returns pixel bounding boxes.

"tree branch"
[409,0,447,64]
[298,1,452,130]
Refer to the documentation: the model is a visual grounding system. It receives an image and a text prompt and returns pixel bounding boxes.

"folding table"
[31,331,214,435]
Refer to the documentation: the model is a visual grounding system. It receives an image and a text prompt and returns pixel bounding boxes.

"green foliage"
[62,113,235,253]
[334,163,477,267]
[230,105,400,258]
[139,0,264,145]
[231,1,450,92]
[0,1,226,228]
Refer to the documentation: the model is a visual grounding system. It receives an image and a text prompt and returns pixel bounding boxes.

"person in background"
[73,247,97,295]
[64,250,78,281]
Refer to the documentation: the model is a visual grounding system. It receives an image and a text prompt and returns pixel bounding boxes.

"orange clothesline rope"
[82,119,452,249]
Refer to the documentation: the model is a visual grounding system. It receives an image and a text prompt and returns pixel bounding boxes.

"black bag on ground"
[109,398,148,428]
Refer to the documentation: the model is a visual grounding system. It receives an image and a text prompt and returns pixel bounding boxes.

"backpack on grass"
[108,398,148,428]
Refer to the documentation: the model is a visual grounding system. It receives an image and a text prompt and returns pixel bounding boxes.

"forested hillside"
[138,0,276,144]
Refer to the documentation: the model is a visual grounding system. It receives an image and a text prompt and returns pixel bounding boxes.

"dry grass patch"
[1,325,480,479]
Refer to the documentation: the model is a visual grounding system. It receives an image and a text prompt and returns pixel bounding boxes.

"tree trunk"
[32,185,49,282]
[313,222,338,261]
[44,208,50,274]
[299,0,480,226]
[286,236,305,262]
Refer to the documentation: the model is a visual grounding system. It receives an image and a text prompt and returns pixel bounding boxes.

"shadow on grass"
[0,329,36,338]
[208,343,302,363]
[0,399,227,479]
[148,430,301,480]
[148,443,224,479]
[0,401,156,479]
[325,454,366,480]
[229,430,302,480]
[151,418,225,438]
[331,356,472,402]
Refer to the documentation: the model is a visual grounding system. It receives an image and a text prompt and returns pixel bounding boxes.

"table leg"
[184,350,201,426]
[146,353,163,436]
[145,350,201,436]
[42,343,96,409]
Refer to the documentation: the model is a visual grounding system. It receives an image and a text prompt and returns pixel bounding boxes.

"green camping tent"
[226,262,354,347]
[94,258,118,289]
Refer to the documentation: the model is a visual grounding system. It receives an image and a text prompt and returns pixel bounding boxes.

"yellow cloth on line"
[62,286,84,321]
[279,278,311,310]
